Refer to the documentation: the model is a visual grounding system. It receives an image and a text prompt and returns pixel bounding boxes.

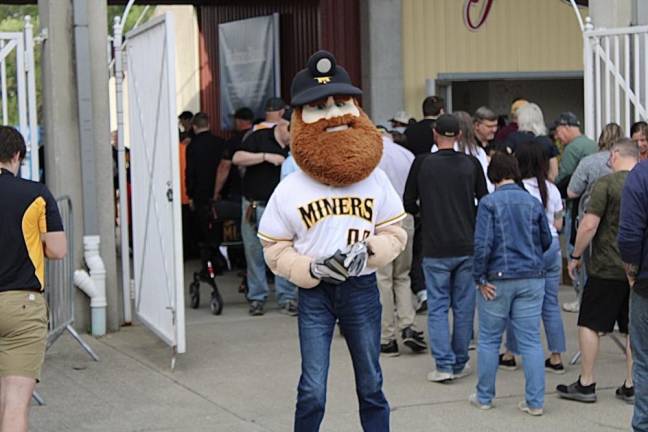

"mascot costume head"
[289,50,383,186]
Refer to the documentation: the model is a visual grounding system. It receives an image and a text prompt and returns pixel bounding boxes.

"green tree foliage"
[107,5,154,35]
[0,5,40,127]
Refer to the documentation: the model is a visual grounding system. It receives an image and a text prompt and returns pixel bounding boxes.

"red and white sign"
[463,0,494,31]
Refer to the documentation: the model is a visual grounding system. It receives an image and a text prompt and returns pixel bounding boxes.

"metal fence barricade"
[44,196,98,361]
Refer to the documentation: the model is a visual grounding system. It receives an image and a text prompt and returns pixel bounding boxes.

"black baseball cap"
[553,112,581,128]
[434,114,460,138]
[265,97,286,112]
[290,50,362,107]
[233,107,254,121]
[178,111,193,120]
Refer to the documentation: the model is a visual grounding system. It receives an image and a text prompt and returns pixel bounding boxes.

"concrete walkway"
[30,263,634,431]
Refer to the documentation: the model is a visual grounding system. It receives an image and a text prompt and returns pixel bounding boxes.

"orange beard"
[290,107,383,187]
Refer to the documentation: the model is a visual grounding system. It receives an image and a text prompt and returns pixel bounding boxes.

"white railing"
[583,16,648,139]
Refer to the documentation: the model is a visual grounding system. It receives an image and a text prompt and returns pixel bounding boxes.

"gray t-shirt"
[567,150,612,216]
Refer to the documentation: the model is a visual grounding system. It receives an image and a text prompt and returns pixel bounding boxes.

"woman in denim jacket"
[470,152,552,416]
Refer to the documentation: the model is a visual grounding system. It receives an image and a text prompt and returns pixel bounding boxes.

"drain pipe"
[74,236,107,336]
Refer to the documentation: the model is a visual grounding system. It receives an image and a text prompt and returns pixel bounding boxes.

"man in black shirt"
[404,95,444,156]
[233,121,294,316]
[473,106,498,155]
[404,114,488,383]
[403,96,445,308]
[215,107,254,201]
[185,112,226,247]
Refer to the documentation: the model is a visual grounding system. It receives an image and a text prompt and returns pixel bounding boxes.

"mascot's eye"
[317,104,327,110]
[335,102,346,108]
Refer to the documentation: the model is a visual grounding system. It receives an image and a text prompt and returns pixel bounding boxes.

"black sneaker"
[545,358,565,374]
[249,301,264,316]
[402,327,427,353]
[498,354,518,371]
[556,377,597,403]
[381,340,399,357]
[280,300,298,316]
[615,382,635,404]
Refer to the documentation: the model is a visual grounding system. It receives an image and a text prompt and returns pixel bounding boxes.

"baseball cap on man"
[265,97,286,112]
[290,50,362,107]
[553,112,581,128]
[434,114,460,137]
[233,107,254,121]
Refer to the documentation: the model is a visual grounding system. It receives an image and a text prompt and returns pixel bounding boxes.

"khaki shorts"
[0,291,48,381]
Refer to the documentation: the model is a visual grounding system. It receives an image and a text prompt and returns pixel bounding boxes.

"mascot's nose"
[324,97,343,119]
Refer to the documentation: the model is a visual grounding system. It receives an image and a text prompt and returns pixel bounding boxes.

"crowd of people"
[177,94,648,426]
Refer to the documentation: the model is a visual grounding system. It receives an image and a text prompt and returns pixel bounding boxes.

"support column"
[360,0,404,126]
[38,0,89,331]
[85,0,120,332]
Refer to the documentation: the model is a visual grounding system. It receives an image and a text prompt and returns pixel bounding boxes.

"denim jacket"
[473,183,552,284]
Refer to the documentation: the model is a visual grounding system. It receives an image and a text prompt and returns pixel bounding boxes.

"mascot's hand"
[342,241,369,277]
[310,251,348,285]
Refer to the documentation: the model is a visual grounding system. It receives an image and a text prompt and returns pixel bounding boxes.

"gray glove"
[310,250,348,285]
[342,241,369,277]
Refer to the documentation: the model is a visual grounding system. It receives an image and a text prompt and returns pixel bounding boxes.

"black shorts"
[578,276,630,333]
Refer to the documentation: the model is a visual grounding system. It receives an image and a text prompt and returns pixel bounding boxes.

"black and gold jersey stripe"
[0,168,63,292]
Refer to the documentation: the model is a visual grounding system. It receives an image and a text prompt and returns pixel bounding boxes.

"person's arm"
[42,232,67,259]
[262,240,320,288]
[572,213,600,258]
[232,150,266,167]
[548,157,558,183]
[473,157,488,200]
[554,212,564,233]
[366,223,407,269]
[567,157,589,199]
[213,159,231,200]
[619,170,648,280]
[403,156,422,215]
[472,201,494,285]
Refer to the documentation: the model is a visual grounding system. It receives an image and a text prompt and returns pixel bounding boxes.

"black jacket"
[186,131,225,204]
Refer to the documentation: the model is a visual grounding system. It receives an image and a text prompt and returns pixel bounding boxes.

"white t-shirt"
[522,177,563,238]
[432,143,494,193]
[258,168,406,275]
[378,136,414,200]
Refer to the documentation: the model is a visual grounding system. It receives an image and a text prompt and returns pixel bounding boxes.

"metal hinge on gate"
[166,181,173,202]
[35,28,48,44]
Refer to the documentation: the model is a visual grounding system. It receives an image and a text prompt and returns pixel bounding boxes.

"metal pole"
[16,36,28,178]
[1,40,7,125]
[113,17,132,324]
[25,16,39,182]
[583,17,596,139]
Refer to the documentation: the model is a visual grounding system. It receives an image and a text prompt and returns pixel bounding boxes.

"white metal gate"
[0,16,38,180]
[125,13,186,356]
[583,17,648,139]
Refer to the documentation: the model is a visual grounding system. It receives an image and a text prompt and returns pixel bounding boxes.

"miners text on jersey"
[298,196,374,229]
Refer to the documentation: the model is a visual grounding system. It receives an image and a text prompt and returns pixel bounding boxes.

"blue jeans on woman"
[295,274,389,432]
[631,290,648,431]
[422,256,475,374]
[477,278,545,409]
[507,237,566,354]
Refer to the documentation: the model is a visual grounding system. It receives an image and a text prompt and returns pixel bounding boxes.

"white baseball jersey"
[258,168,406,275]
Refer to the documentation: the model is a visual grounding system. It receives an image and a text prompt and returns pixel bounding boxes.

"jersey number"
[347,229,370,245]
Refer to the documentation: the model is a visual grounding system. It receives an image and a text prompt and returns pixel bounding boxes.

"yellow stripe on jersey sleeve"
[376,212,407,229]
[258,231,293,243]
[22,196,46,290]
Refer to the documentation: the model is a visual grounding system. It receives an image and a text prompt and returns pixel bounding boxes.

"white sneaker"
[518,401,543,416]
[427,370,453,383]
[469,393,493,410]
[562,300,580,313]
[454,363,473,379]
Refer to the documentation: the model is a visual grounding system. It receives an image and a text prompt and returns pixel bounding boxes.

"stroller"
[188,199,242,315]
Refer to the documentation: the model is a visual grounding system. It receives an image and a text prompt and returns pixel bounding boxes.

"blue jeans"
[631,290,648,431]
[295,275,389,432]
[477,278,545,409]
[507,237,566,354]
[241,199,296,305]
[422,256,475,374]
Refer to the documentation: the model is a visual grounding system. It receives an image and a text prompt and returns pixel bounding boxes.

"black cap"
[434,114,460,137]
[265,97,286,112]
[282,107,292,122]
[233,107,254,121]
[290,50,362,107]
[553,112,581,128]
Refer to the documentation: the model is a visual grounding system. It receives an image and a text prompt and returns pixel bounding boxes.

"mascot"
[258,51,407,431]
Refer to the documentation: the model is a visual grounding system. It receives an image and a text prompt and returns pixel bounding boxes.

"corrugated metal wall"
[198,0,361,133]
